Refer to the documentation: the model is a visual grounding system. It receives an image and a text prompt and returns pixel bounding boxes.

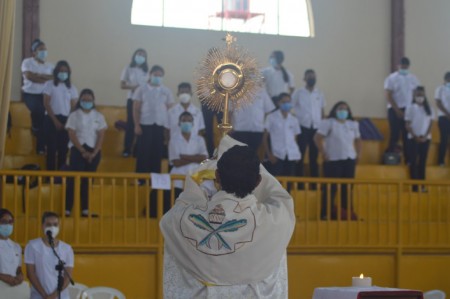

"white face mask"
[45,226,60,239]
[179,93,191,104]
[415,96,425,104]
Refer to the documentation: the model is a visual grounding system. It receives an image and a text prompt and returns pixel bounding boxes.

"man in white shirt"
[231,87,275,152]
[25,212,74,299]
[292,69,325,180]
[435,71,450,166]
[166,82,205,140]
[384,57,420,162]
[133,65,175,175]
[160,137,295,298]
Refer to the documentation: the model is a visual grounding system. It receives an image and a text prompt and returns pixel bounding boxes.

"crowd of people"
[17,38,450,218]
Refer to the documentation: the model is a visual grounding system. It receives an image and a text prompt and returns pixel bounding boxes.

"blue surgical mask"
[270,57,278,67]
[336,110,349,120]
[36,50,48,61]
[180,122,193,133]
[151,75,162,85]
[280,102,292,112]
[0,224,13,238]
[134,54,146,65]
[446,82,450,89]
[57,72,69,82]
[399,69,409,76]
[80,101,94,110]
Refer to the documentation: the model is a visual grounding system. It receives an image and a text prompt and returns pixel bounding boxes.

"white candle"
[352,274,372,287]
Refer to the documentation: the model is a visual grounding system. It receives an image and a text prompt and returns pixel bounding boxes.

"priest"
[160,136,295,298]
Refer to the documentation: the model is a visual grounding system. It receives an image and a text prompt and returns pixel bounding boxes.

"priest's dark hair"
[217,145,260,198]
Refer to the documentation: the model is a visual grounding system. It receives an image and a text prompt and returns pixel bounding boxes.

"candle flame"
[360,274,364,279]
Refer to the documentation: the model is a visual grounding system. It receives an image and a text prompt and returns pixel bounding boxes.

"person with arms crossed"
[160,137,295,298]
[25,212,74,299]
[384,57,420,162]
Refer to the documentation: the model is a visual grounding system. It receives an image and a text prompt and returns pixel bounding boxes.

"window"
[131,0,314,37]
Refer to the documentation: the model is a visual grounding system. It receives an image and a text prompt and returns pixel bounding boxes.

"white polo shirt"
[169,133,208,189]
[264,110,301,161]
[404,103,434,139]
[24,238,74,299]
[65,109,107,148]
[120,66,149,99]
[133,83,174,127]
[434,85,450,117]
[384,71,420,109]
[317,118,361,161]
[43,81,78,116]
[292,87,326,129]
[21,57,54,94]
[233,88,275,133]
[0,239,21,276]
[262,66,294,98]
[166,103,205,136]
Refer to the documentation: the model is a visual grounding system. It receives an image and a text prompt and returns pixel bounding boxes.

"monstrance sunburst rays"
[196,33,262,135]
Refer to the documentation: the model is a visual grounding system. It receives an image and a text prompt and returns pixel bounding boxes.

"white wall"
[405,0,450,101]
[12,0,392,117]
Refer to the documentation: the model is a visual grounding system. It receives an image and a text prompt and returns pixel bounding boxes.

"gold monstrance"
[196,33,262,136]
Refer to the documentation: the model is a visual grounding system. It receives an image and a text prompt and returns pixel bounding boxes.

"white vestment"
[160,136,296,298]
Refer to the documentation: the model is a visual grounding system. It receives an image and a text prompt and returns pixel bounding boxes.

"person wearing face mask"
[263,93,301,179]
[262,50,295,105]
[231,85,275,153]
[435,72,450,166]
[120,49,149,157]
[65,89,107,217]
[21,38,54,155]
[133,65,175,177]
[166,82,206,141]
[25,211,74,299]
[292,69,326,182]
[405,87,434,192]
[0,209,28,297]
[42,60,78,171]
[314,101,362,220]
[384,57,420,163]
[168,112,208,200]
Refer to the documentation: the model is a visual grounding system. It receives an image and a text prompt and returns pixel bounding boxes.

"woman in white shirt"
[262,51,295,103]
[120,49,149,157]
[405,86,433,192]
[43,60,78,171]
[21,39,54,154]
[0,209,24,290]
[25,211,74,299]
[65,89,107,217]
[314,101,362,220]
[435,72,450,166]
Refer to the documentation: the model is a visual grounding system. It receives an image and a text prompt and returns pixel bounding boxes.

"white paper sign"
[151,173,171,190]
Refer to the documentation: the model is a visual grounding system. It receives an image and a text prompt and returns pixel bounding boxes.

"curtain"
[0,0,16,169]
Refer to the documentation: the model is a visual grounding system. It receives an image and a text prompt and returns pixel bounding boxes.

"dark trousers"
[65,145,101,212]
[407,139,430,181]
[135,124,164,173]
[297,126,319,177]
[231,131,263,153]
[387,107,408,162]
[44,115,69,171]
[438,116,450,164]
[23,92,46,153]
[321,159,356,217]
[202,105,222,157]
[151,188,183,218]
[123,99,135,154]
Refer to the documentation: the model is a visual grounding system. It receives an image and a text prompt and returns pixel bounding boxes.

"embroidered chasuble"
[160,136,295,298]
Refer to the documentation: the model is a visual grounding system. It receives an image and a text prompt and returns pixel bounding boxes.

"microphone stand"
[48,237,75,299]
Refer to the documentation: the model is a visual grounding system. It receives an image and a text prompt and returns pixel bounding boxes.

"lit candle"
[352,274,372,287]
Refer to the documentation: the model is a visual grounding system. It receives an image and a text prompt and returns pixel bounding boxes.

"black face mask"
[306,78,316,87]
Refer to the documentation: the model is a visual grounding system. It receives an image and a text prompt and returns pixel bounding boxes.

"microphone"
[46,229,54,246]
